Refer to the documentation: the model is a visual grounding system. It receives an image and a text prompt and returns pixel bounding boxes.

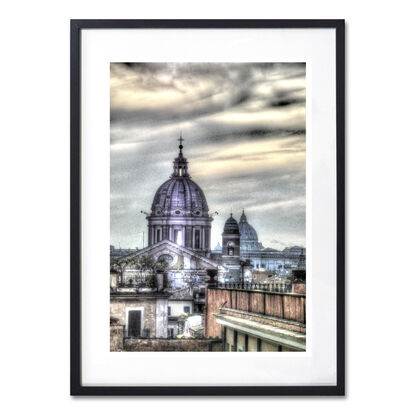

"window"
[156,229,161,242]
[174,229,183,245]
[195,229,200,249]
[228,247,234,256]
[168,306,171,316]
[183,306,190,313]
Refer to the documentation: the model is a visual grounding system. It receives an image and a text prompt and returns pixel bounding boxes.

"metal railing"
[218,281,292,293]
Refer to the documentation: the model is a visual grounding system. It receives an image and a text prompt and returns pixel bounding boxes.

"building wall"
[110,297,168,338]
[237,332,245,352]
[110,325,124,352]
[248,335,258,351]
[241,252,305,275]
[262,341,279,352]
[226,328,235,351]
[123,338,222,352]
[205,288,232,338]
[156,298,168,338]
[168,300,193,317]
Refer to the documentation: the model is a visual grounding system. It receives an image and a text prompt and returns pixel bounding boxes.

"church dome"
[147,136,213,250]
[151,177,209,217]
[150,137,209,217]
[238,210,263,251]
[238,210,258,241]
[223,214,240,234]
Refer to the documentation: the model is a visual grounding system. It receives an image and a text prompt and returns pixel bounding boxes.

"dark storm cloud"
[111,62,305,126]
[110,63,306,249]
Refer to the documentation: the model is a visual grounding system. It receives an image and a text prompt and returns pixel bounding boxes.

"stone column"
[205,227,210,251]
[148,226,152,246]
[150,226,155,245]
[185,226,192,248]
[156,270,165,292]
[201,226,205,249]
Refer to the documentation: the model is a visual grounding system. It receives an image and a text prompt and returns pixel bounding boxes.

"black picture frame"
[70,19,345,396]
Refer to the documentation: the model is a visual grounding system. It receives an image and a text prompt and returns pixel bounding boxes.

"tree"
[130,255,170,287]
[133,255,154,283]
[110,257,132,285]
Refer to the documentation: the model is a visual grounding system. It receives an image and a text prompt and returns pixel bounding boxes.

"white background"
[81,28,335,386]
[1,0,414,413]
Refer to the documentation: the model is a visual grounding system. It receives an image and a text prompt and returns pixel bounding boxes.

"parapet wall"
[205,287,306,338]
[123,338,222,352]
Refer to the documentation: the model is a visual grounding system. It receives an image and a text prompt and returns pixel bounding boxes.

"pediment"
[128,240,220,269]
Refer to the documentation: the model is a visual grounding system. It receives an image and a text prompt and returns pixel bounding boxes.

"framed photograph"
[71,19,345,395]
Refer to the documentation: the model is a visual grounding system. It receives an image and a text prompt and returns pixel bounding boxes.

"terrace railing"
[218,281,292,293]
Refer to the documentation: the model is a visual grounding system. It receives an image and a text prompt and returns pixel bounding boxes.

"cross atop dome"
[172,134,189,178]
[178,134,184,154]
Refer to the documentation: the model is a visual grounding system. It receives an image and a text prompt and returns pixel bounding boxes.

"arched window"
[228,247,234,256]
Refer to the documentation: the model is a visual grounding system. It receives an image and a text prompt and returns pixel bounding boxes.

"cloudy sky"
[110,62,306,250]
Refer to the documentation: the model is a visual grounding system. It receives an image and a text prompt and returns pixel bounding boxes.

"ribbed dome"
[238,210,263,251]
[238,210,258,241]
[239,221,259,241]
[151,177,209,217]
[223,214,240,234]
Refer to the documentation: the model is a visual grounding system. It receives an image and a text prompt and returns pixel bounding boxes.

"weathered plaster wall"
[110,325,124,352]
[168,300,193,317]
[156,298,168,338]
[110,298,158,338]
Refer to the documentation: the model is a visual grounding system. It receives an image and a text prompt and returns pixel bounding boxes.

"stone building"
[167,286,195,338]
[204,274,306,352]
[110,288,170,339]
